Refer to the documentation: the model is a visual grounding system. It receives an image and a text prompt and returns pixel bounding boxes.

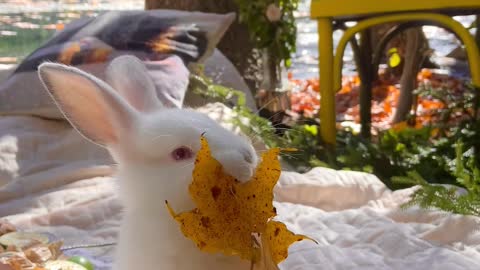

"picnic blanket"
[0,103,478,270]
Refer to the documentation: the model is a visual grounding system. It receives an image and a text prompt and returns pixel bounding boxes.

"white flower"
[266,3,282,22]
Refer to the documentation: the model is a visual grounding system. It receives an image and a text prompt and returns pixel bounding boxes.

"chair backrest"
[310,0,480,19]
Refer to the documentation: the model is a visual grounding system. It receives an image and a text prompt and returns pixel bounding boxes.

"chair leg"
[317,18,336,147]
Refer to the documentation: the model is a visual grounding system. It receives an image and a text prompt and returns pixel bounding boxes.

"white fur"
[38,55,257,270]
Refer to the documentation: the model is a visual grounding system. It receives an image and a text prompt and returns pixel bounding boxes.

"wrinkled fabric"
[0,105,478,269]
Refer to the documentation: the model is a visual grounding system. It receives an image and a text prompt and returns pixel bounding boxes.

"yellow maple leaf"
[166,136,309,265]
[263,221,306,264]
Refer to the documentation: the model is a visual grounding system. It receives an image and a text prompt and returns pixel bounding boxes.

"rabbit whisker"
[150,134,174,142]
[179,162,195,169]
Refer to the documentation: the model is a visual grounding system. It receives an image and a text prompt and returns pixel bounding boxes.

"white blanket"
[0,106,479,270]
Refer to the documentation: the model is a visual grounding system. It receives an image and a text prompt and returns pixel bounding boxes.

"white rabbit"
[37,55,258,270]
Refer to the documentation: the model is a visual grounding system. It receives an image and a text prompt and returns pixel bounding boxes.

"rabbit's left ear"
[143,55,190,109]
[105,55,163,113]
[38,62,138,147]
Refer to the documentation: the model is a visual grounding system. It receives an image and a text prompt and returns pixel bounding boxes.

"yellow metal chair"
[310,0,480,146]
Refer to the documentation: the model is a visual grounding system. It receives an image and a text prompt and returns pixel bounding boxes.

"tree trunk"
[351,30,374,138]
[145,0,260,92]
[393,28,428,123]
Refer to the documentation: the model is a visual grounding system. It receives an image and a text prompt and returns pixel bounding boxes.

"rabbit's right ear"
[38,62,138,147]
[105,55,162,113]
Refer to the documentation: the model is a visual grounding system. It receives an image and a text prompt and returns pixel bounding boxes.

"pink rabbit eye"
[171,146,193,161]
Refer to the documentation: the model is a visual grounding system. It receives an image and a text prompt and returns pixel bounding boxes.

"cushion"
[0,10,235,119]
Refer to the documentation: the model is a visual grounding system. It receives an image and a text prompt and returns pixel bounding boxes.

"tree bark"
[351,30,374,138]
[351,22,431,127]
[145,0,260,92]
[393,28,428,123]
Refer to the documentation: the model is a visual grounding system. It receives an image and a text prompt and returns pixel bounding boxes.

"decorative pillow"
[0,10,235,119]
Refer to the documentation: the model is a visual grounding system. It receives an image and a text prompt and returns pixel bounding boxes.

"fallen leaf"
[0,252,35,270]
[0,221,16,238]
[44,260,88,270]
[262,221,306,265]
[167,136,309,265]
[0,221,68,270]
[0,232,49,250]
[24,245,53,264]
[289,69,467,132]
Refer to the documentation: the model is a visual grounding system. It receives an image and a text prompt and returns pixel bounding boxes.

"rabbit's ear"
[105,55,162,112]
[38,62,137,147]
